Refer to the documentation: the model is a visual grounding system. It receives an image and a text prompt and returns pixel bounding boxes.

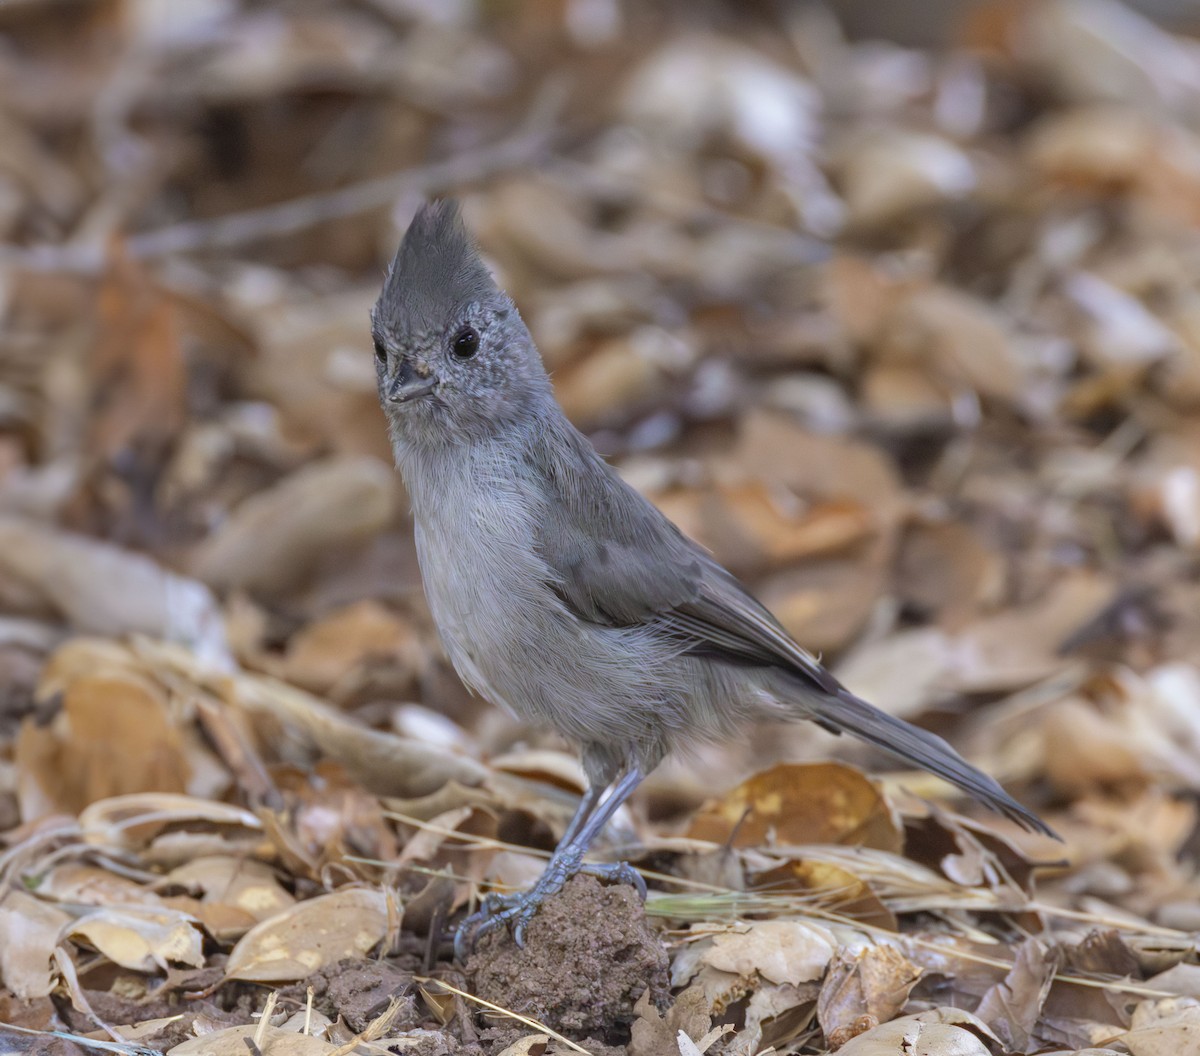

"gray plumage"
[373,201,1052,941]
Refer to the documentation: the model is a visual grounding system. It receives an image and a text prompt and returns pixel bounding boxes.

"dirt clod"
[466,874,669,1040]
[284,956,416,1033]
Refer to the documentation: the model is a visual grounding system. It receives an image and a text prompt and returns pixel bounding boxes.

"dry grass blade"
[0,1021,168,1056]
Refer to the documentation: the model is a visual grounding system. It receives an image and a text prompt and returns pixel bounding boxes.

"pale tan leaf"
[169,1024,338,1055]
[281,600,419,694]
[0,518,228,665]
[0,890,71,999]
[974,938,1058,1052]
[224,887,391,982]
[687,762,904,853]
[817,944,923,1046]
[701,921,836,986]
[837,1007,1001,1056]
[66,905,205,972]
[191,456,398,594]
[134,637,490,798]
[1124,998,1200,1056]
[79,792,262,847]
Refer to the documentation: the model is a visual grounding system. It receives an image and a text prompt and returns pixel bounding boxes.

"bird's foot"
[453,854,645,960]
[578,859,647,899]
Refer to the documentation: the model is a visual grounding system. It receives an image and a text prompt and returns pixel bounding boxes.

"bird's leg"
[454,767,645,958]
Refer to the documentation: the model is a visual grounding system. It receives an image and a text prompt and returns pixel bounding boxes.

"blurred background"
[5,0,1200,1051]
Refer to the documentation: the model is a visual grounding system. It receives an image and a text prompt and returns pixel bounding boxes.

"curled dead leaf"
[687,762,904,853]
[224,887,393,982]
[702,920,836,986]
[837,1007,1001,1056]
[65,904,205,972]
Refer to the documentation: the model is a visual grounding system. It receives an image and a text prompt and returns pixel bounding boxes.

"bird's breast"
[403,448,567,717]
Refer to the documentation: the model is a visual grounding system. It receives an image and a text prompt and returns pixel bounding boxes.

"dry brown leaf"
[169,1024,337,1056]
[687,762,904,853]
[974,937,1059,1052]
[836,1007,1001,1056]
[734,411,905,529]
[894,521,1005,631]
[761,554,890,655]
[750,858,896,930]
[833,628,961,722]
[224,887,391,982]
[629,985,712,1056]
[164,856,295,940]
[0,518,228,664]
[0,891,71,999]
[884,285,1022,403]
[701,921,836,986]
[79,791,263,848]
[706,485,874,569]
[38,863,164,907]
[1123,998,1200,1056]
[281,600,420,693]
[736,980,818,1052]
[838,131,975,227]
[16,670,191,819]
[135,636,490,797]
[87,251,187,464]
[947,571,1114,692]
[65,905,205,973]
[555,332,671,428]
[191,456,398,594]
[817,943,923,1046]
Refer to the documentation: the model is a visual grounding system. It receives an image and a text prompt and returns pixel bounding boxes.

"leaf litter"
[4,0,1200,1053]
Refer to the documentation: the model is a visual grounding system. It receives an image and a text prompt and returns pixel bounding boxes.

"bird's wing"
[530,422,839,694]
[530,421,1056,838]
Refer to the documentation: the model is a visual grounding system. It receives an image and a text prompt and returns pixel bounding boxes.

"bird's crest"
[377,199,497,333]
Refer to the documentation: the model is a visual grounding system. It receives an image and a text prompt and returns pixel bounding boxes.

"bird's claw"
[453,858,645,961]
[579,860,647,900]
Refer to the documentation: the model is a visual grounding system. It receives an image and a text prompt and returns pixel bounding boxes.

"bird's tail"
[803,684,1056,838]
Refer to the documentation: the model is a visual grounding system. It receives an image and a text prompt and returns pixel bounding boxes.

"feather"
[529,414,1055,836]
[377,200,497,335]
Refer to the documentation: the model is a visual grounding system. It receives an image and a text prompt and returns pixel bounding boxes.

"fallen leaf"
[164,856,295,940]
[1123,997,1200,1056]
[687,762,904,853]
[134,637,490,798]
[702,920,836,986]
[79,791,262,848]
[192,456,399,595]
[224,887,391,982]
[817,943,923,1046]
[65,905,205,972]
[0,518,228,665]
[281,599,419,693]
[974,937,1058,1052]
[629,985,712,1056]
[169,1024,338,1055]
[0,891,71,999]
[837,1007,1001,1056]
[16,671,191,819]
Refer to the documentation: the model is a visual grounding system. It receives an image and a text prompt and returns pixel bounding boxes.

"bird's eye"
[451,326,479,360]
[373,337,387,365]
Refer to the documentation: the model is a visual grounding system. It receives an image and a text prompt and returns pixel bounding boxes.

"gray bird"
[372,200,1053,956]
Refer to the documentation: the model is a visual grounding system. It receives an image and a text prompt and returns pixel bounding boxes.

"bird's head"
[371,199,550,448]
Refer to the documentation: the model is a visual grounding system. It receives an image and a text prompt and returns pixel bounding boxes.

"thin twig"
[0,1022,166,1056]
[0,78,568,274]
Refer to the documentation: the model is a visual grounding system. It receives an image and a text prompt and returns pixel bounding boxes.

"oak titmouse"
[372,201,1052,955]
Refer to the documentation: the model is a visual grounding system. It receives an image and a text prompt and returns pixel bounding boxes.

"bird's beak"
[386,358,438,404]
